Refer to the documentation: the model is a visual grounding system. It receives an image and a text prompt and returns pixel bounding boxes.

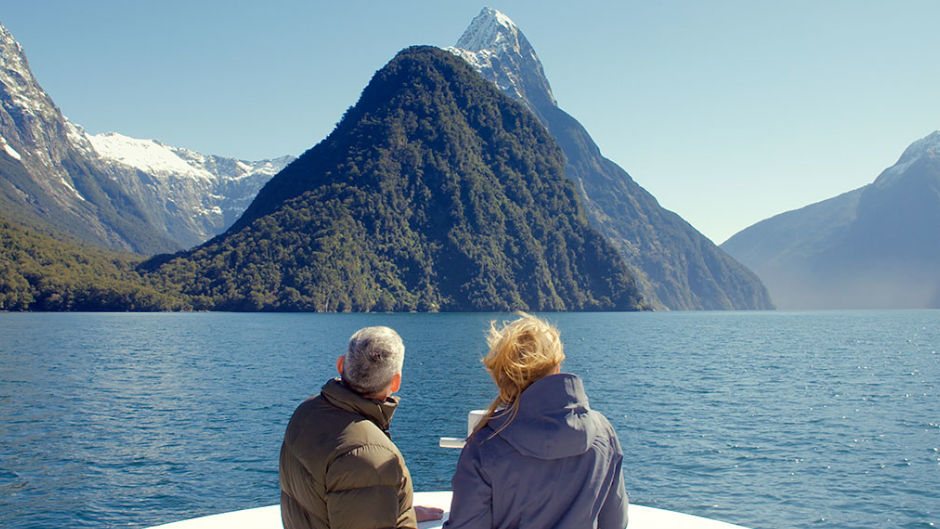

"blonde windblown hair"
[474,312,565,436]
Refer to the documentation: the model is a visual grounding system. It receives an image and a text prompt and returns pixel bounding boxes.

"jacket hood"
[320,377,399,432]
[486,373,599,460]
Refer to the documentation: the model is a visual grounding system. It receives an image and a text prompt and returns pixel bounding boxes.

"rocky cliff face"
[722,131,940,309]
[0,23,178,254]
[0,22,291,253]
[447,8,773,310]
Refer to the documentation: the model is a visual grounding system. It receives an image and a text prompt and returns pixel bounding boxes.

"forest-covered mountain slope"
[144,46,645,312]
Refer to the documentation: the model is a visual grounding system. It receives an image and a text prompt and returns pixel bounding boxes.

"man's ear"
[389,372,402,394]
[336,355,345,376]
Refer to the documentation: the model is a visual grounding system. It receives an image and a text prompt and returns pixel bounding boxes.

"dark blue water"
[0,311,937,529]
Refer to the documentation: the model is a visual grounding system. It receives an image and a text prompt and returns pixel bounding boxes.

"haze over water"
[1,311,937,528]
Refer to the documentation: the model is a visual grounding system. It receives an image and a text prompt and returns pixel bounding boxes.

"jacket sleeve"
[443,440,492,529]
[325,443,417,529]
[598,433,629,529]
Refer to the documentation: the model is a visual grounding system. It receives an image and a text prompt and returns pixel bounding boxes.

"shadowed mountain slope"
[448,8,773,310]
[723,131,940,309]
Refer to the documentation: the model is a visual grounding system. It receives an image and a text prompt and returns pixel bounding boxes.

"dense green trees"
[144,47,645,312]
[0,217,186,311]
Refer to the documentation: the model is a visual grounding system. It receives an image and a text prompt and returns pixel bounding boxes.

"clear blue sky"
[3,1,939,243]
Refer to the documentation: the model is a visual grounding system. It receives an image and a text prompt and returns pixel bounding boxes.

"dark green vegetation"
[143,47,645,312]
[0,215,184,311]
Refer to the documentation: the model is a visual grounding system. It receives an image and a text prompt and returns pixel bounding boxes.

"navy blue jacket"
[444,373,629,529]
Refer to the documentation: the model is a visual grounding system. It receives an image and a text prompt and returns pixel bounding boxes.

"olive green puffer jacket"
[279,378,417,529]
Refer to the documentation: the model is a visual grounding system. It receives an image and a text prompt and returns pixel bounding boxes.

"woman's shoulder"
[585,408,624,453]
[464,424,514,457]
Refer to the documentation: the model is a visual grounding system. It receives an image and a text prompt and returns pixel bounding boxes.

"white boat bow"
[147,490,750,529]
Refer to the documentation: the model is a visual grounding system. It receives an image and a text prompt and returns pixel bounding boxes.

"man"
[279,326,443,529]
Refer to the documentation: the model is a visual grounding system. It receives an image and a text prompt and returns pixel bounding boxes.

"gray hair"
[341,326,405,396]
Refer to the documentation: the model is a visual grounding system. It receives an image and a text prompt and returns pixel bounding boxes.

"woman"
[444,313,629,529]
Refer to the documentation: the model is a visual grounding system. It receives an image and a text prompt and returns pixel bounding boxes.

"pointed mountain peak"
[455,7,523,52]
[447,7,556,109]
[874,130,940,188]
[0,22,26,62]
[1,21,96,174]
[898,130,940,162]
[447,9,774,310]
[1,22,53,116]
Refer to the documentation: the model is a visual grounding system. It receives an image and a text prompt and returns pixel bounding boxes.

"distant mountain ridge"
[722,130,940,309]
[447,8,773,310]
[89,132,292,248]
[0,22,291,253]
[146,46,645,312]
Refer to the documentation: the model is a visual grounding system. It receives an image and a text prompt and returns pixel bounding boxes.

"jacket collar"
[320,377,399,432]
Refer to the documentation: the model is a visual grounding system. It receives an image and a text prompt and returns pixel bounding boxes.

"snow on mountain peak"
[446,7,556,108]
[874,130,940,188]
[0,22,57,120]
[89,132,215,182]
[0,23,28,73]
[1,21,295,248]
[899,130,940,161]
[888,130,940,173]
[454,7,521,52]
[1,22,100,202]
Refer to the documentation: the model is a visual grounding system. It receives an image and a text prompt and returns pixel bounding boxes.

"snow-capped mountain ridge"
[1,21,291,252]
[88,131,292,247]
[90,132,219,182]
[88,132,291,185]
[89,132,286,184]
[899,130,940,161]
